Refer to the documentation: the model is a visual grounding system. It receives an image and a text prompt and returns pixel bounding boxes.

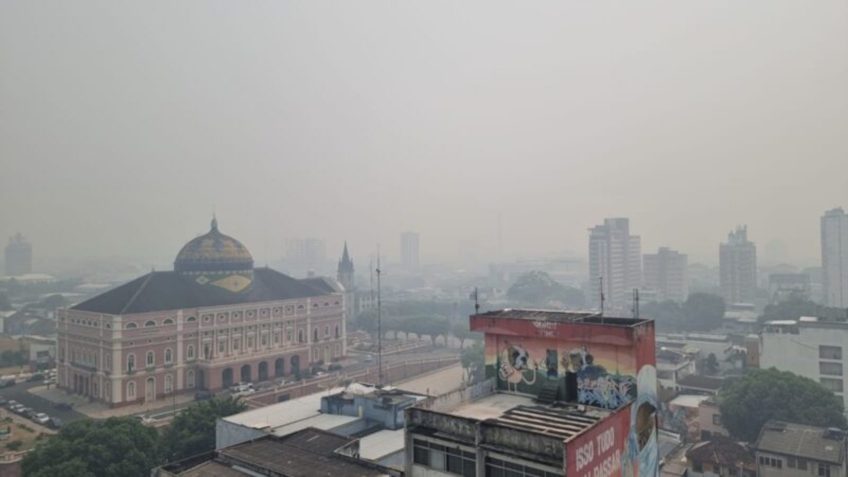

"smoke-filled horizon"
[2,1,846,268]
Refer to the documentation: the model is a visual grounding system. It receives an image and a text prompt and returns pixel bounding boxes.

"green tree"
[719,368,847,441]
[22,417,161,477]
[451,321,476,349]
[161,396,247,462]
[641,300,684,330]
[759,294,847,323]
[682,293,725,331]
[461,341,485,384]
[704,353,719,375]
[506,271,584,307]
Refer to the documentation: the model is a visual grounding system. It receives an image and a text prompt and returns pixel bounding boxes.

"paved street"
[0,381,86,424]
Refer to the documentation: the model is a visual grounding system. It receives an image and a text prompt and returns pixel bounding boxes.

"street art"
[488,338,638,410]
[623,366,659,477]
[498,342,538,392]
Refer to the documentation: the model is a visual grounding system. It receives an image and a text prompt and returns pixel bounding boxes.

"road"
[0,381,87,424]
[0,347,461,426]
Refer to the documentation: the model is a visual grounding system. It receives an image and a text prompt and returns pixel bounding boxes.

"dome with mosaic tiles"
[174,217,254,273]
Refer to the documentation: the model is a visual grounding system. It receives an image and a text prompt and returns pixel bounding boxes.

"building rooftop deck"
[442,389,610,441]
[473,308,650,326]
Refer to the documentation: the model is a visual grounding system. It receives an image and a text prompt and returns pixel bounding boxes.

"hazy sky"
[2,1,846,268]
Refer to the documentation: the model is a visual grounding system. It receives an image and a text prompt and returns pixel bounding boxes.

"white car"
[33,413,50,425]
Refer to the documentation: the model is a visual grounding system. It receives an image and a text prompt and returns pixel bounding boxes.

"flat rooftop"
[445,391,610,441]
[474,308,650,326]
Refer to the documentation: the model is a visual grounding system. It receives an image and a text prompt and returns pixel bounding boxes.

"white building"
[760,318,848,410]
[644,247,689,303]
[588,217,642,313]
[822,208,848,308]
[719,226,757,304]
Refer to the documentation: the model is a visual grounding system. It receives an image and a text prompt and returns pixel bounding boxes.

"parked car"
[0,396,7,406]
[27,373,45,383]
[48,417,63,429]
[9,404,23,413]
[0,377,15,388]
[5,400,17,408]
[194,390,213,401]
[19,407,34,418]
[33,413,50,425]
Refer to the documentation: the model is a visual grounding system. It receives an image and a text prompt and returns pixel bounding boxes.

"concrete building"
[644,247,689,303]
[768,273,811,304]
[719,226,757,305]
[755,420,846,477]
[686,436,755,477]
[588,218,642,313]
[157,427,403,477]
[217,382,424,470]
[822,207,848,308]
[697,398,728,440]
[401,231,420,269]
[405,309,659,477]
[4,233,32,277]
[57,218,346,406]
[760,317,848,410]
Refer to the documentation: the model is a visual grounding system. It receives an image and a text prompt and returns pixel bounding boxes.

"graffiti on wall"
[487,337,639,410]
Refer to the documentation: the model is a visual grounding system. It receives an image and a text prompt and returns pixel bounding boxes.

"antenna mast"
[632,288,640,319]
[376,247,383,386]
[599,276,605,319]
[473,287,480,315]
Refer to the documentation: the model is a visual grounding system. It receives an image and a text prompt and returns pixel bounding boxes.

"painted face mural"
[623,365,659,477]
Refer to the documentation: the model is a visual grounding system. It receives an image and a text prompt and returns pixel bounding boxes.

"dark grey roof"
[71,268,331,315]
[218,428,393,477]
[756,420,845,464]
[300,277,343,294]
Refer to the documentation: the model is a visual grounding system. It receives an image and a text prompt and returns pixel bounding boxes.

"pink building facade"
[56,219,346,407]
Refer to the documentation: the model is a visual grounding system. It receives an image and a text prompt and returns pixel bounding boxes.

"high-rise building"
[719,226,757,304]
[4,233,32,276]
[643,247,689,303]
[822,207,848,308]
[400,232,420,269]
[588,218,642,313]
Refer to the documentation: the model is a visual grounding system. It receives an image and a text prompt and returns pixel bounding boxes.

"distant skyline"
[2,1,846,268]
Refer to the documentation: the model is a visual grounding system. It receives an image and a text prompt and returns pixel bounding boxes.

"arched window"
[127,354,136,372]
[324,326,330,337]
[127,381,136,400]
[186,316,197,322]
[186,345,195,360]
[187,370,196,389]
[334,325,340,339]
[146,351,155,367]
[164,374,173,393]
[144,320,156,328]
[126,323,137,329]
[313,329,319,342]
[163,318,174,325]
[165,348,173,364]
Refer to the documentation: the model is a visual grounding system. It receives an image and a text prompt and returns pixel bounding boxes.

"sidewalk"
[28,385,195,419]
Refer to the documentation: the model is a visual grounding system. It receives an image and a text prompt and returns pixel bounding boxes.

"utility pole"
[599,276,605,320]
[632,288,640,319]
[376,248,383,387]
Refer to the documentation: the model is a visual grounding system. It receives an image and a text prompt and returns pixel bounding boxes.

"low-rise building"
[760,318,848,412]
[156,427,403,477]
[755,420,846,477]
[216,382,424,470]
[405,308,659,477]
[697,398,728,440]
[687,436,755,477]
